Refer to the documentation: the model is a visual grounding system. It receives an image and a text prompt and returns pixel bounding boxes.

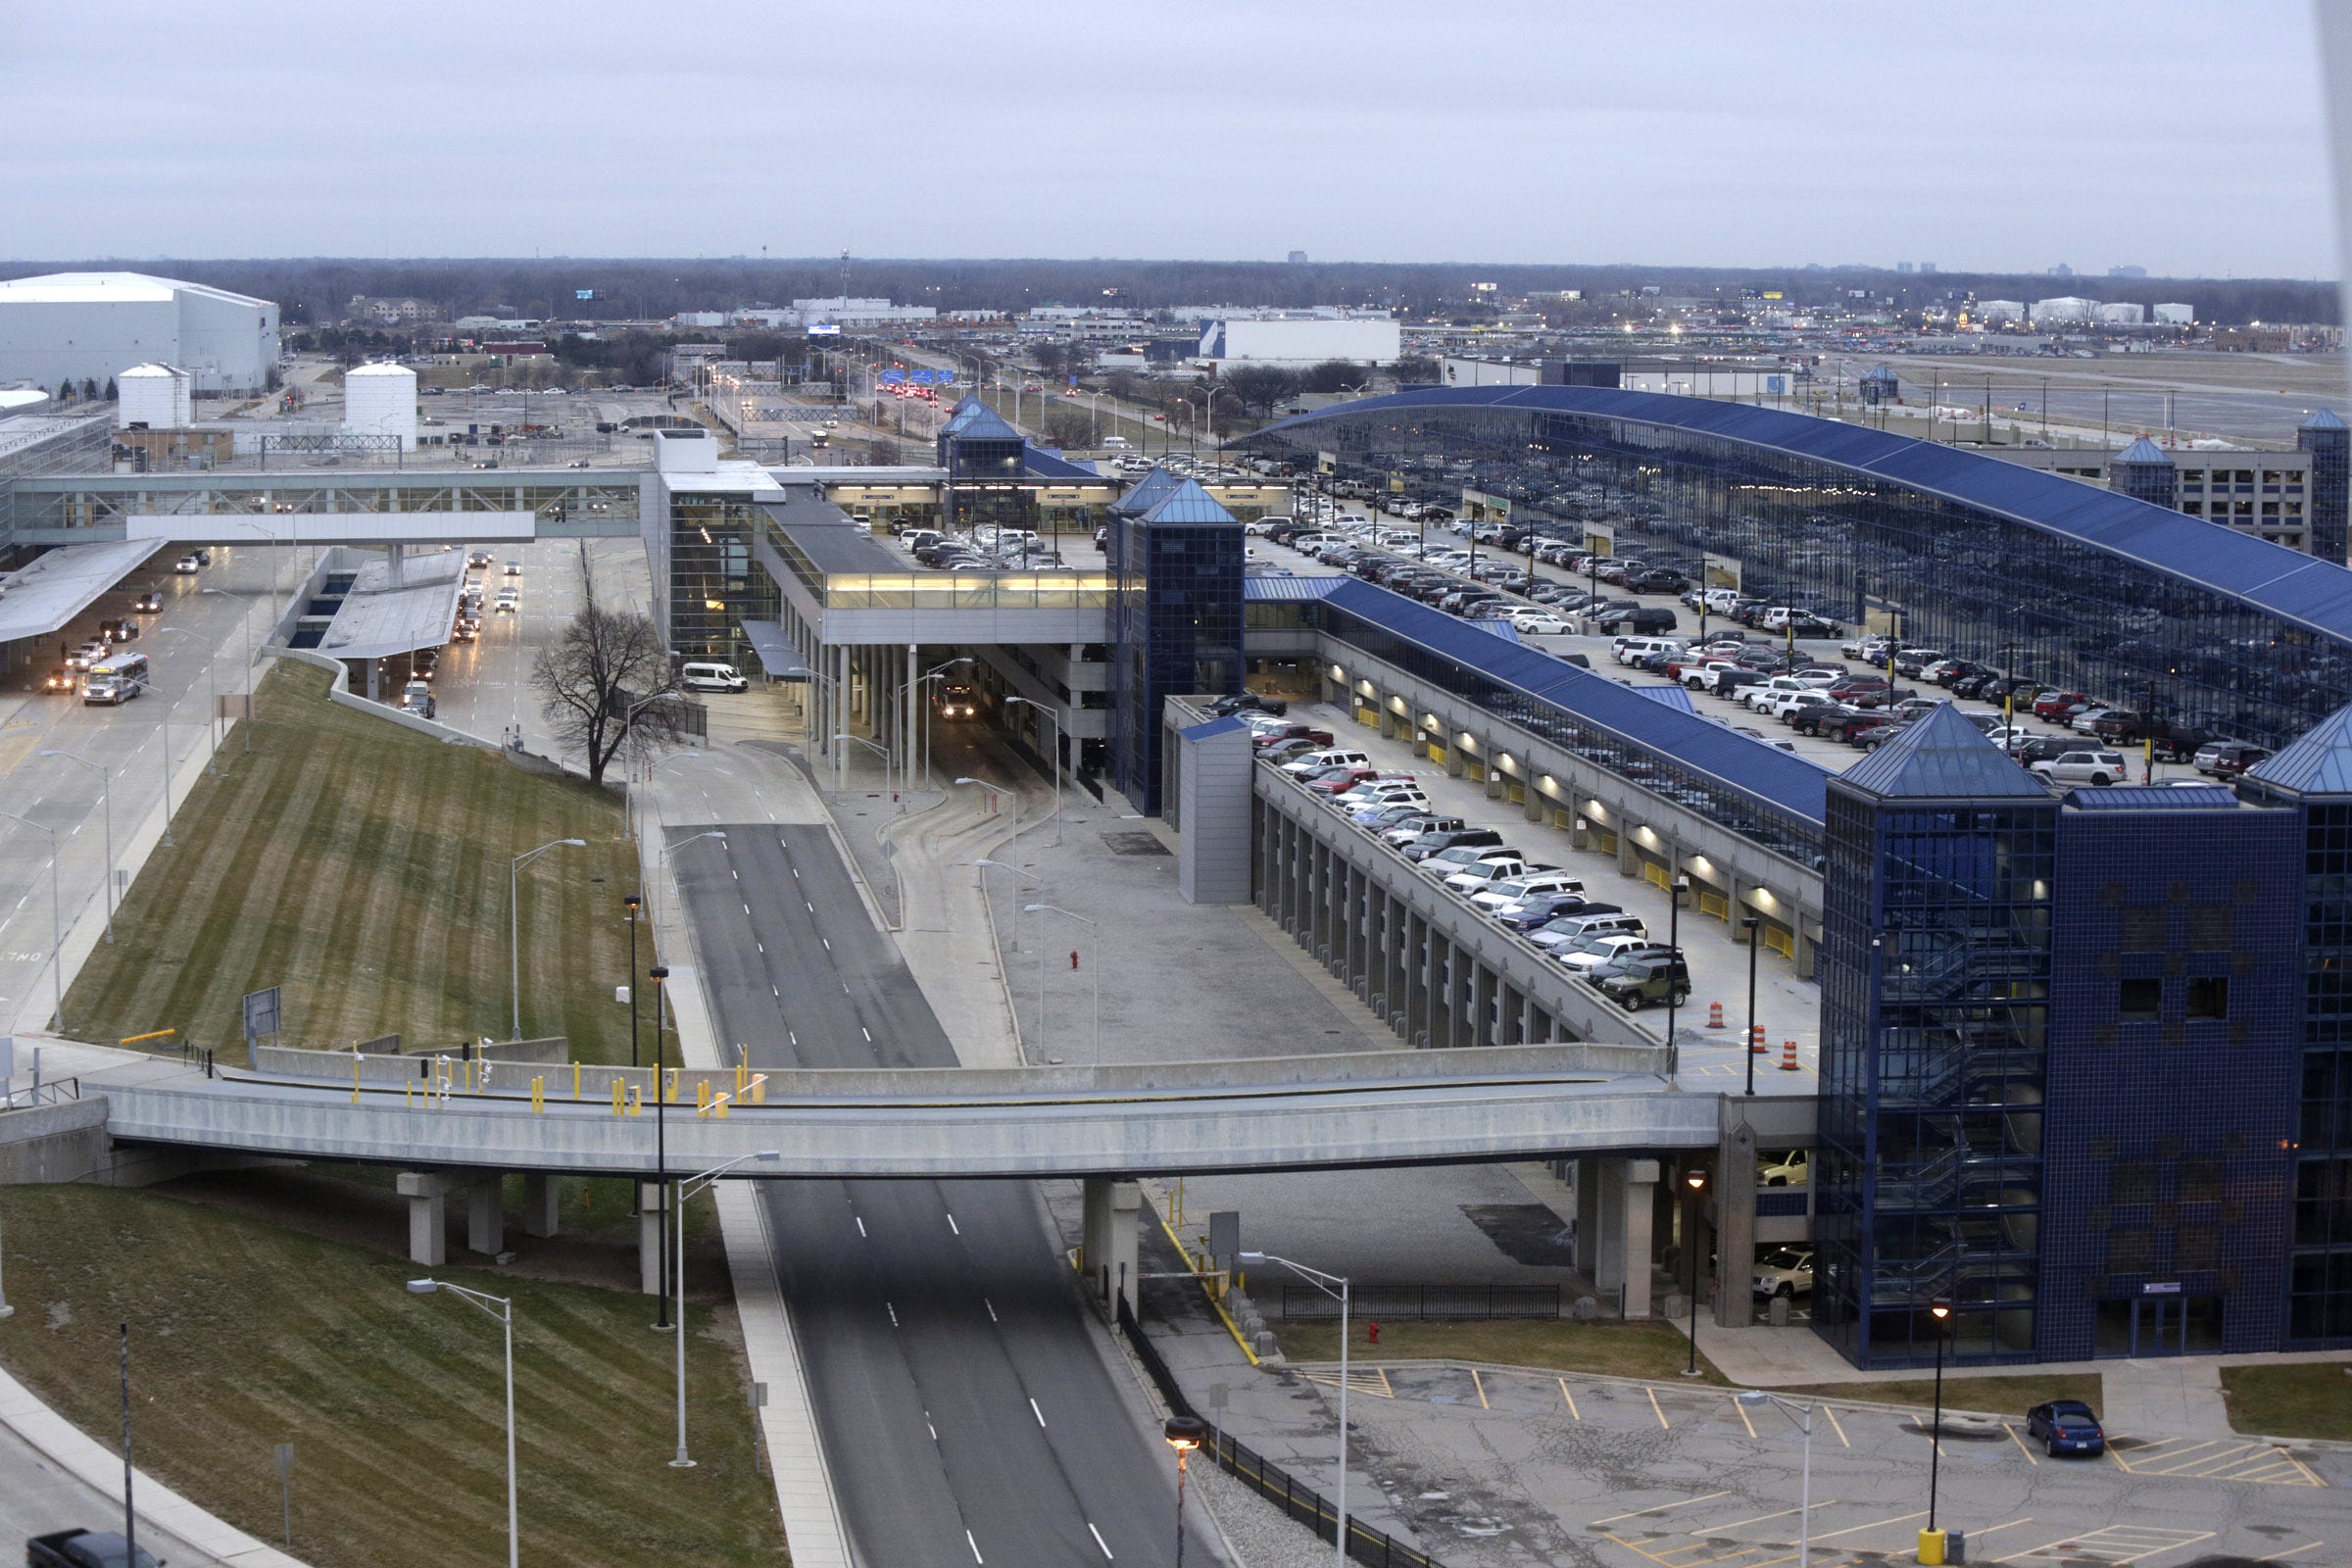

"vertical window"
[2185,976,2229,1020]
[2119,977,2162,1020]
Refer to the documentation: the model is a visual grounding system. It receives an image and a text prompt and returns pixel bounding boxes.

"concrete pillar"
[1445,740,1467,779]
[467,1178,505,1256]
[1592,1158,1627,1293]
[1793,921,1819,982]
[385,542,405,588]
[521,1172,560,1239]
[1570,812,1592,852]
[1622,1157,1660,1319]
[638,1181,666,1297]
[1081,1174,1143,1312]
[1715,1120,1759,1329]
[396,1170,463,1266]
[1471,961,1497,1048]
[1731,883,1755,942]
[1617,825,1641,878]
[1574,1158,1603,1273]
[1525,784,1549,824]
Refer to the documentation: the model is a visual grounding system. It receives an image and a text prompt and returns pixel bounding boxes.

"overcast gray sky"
[1,0,2332,276]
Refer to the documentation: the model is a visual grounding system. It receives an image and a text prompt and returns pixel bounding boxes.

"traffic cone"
[1749,1023,1767,1054]
[1706,1002,1725,1030]
[1780,1040,1799,1071]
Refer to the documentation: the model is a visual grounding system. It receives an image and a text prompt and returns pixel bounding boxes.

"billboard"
[1702,552,1742,592]
[1316,450,1337,475]
[809,323,841,336]
[1583,520,1616,558]
[574,288,596,302]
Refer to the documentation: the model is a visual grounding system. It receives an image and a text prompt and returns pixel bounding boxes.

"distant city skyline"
[0,0,2333,279]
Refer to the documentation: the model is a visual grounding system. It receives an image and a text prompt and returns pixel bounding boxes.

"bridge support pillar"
[1574,1158,1602,1273]
[397,1170,466,1267]
[467,1177,504,1256]
[1714,1120,1758,1330]
[1080,1177,1141,1316]
[638,1182,666,1297]
[521,1172,560,1239]
[1621,1158,1659,1319]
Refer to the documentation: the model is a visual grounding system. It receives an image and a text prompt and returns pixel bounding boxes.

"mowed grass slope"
[67,662,647,1062]
[0,1186,783,1568]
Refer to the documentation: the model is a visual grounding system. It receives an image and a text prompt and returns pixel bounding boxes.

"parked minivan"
[680,662,749,693]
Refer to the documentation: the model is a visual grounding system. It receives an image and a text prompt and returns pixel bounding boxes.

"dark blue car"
[2025,1399,2105,1456]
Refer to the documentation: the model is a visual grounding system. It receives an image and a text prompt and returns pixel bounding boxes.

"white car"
[2031,750,2128,787]
[1471,870,1585,911]
[494,587,520,613]
[1752,1246,1815,1298]
[1556,933,1657,974]
[1511,612,1571,635]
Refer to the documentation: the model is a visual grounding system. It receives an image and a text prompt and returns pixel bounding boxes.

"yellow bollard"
[713,1094,729,1120]
[751,1074,766,1104]
[406,1080,414,1108]
[1917,1528,1947,1566]
[696,1079,710,1112]
[573,1061,582,1100]
[530,1076,545,1114]
[612,1079,624,1116]
[351,1055,361,1104]
[735,1061,748,1096]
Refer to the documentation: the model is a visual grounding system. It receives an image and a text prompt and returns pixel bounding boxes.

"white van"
[680,662,748,694]
[1102,435,1132,450]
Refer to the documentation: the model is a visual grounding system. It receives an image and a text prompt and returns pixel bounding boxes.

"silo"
[343,362,418,450]
[117,363,192,429]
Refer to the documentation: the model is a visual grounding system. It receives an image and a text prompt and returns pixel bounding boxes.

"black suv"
[1401,826,1504,863]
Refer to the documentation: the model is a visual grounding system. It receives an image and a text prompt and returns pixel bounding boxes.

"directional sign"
[243,986,281,1042]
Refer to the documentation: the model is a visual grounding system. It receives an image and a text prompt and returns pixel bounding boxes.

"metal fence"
[1281,1284,1563,1321]
[1118,1296,1446,1568]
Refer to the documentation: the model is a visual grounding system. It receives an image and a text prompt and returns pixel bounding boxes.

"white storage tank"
[343,362,418,450]
[117,363,192,429]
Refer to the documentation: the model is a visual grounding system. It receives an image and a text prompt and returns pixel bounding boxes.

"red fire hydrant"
[1367,1322,1380,1346]
[1071,950,1081,971]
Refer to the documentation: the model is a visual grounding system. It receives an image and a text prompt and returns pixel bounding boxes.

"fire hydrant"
[1367,1322,1380,1346]
[1071,950,1081,971]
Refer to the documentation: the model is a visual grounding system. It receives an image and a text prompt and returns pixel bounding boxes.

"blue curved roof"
[1256,385,2352,648]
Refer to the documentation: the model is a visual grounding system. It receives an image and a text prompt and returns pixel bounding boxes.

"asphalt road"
[674,822,1208,1568]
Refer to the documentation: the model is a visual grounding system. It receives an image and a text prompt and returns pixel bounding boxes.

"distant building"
[116,363,192,430]
[671,311,727,329]
[2108,265,2149,278]
[344,295,440,326]
[1989,426,2348,560]
[2031,295,2097,325]
[2098,302,2147,326]
[1976,299,2027,324]
[2154,303,2196,325]
[1199,317,1399,367]
[0,271,279,394]
[1287,250,1308,265]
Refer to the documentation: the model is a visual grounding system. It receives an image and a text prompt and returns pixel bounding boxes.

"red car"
[2034,690,2092,720]
[1303,767,1389,796]
[1250,722,1335,750]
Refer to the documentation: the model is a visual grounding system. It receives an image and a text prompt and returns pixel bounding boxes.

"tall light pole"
[1025,904,1099,1064]
[1738,1391,1816,1568]
[623,894,643,1067]
[155,624,220,776]
[1741,914,1762,1098]
[1163,1416,1205,1568]
[406,1280,517,1568]
[671,1151,779,1466]
[509,838,586,1039]
[1240,1250,1350,1568]
[1682,1166,1707,1377]
[1004,696,1062,844]
[1925,1298,1952,1554]
[1665,873,1688,1077]
[957,778,1020,945]
[39,752,113,944]
[0,811,61,1033]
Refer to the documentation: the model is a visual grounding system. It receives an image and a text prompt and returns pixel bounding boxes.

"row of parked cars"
[1263,517,1679,637]
[1244,726,1692,1010]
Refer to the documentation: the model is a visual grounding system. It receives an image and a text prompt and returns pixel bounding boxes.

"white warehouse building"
[1199,316,1400,367]
[0,271,280,396]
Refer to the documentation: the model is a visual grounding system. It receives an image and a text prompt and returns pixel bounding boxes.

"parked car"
[399,679,435,719]
[1281,749,1371,777]
[1555,932,1666,975]
[1209,692,1288,718]
[1751,1246,1815,1298]
[1379,813,1465,847]
[1495,894,1611,931]
[2194,741,2273,778]
[1593,954,1691,1011]
[2031,750,2130,787]
[27,1531,161,1568]
[1511,612,1572,635]
[1250,722,1335,751]
[2032,689,2093,720]
[1400,827,1504,863]
[1471,870,1587,911]
[1422,845,1526,881]
[2024,1399,2107,1457]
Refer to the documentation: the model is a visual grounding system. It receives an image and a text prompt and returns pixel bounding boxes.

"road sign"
[243,986,281,1043]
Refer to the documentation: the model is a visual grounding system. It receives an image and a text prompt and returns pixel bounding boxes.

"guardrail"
[1118,1294,1445,1568]
[4,1077,79,1109]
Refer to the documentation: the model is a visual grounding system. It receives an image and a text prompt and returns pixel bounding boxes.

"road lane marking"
[1088,1522,1112,1559]
[855,1216,866,1238]
[1716,1501,1834,1532]
[743,903,752,915]
[885,1301,898,1327]
[806,902,814,911]
[966,1529,983,1563]
[1590,1492,1730,1527]
[1557,1377,1580,1420]
[1472,1367,1489,1409]
[2256,1544,2326,1562]
[1030,1397,1046,1427]
[861,1027,871,1041]
[823,939,831,952]
[947,1213,959,1235]
[2003,1421,2040,1464]
[1646,1386,1669,1429]
[984,1298,998,1322]
[756,943,762,954]
[926,1414,937,1441]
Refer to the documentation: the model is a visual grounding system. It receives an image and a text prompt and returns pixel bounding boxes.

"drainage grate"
[1101,831,1170,857]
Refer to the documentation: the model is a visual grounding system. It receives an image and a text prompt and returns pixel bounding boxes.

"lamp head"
[405,1279,440,1295]
[624,894,641,910]
[955,776,981,785]
[1741,915,1760,930]
[1162,1415,1206,1452]
[649,965,670,981]
[562,838,586,847]
[1238,1250,1266,1263]
[755,1150,781,1160]
[1930,1299,1952,1322]
[1685,1168,1707,1193]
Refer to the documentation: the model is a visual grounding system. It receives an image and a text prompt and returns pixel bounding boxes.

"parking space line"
[1734,1396,1756,1438]
[2254,1544,2326,1562]
[1590,1491,1732,1527]
[1812,1509,1926,1542]
[1821,1404,1849,1447]
[1647,1386,1670,1429]
[1713,1501,1837,1533]
[1471,1367,1489,1410]
[2001,1525,2214,1565]
[1557,1377,1581,1420]
[2004,1421,2039,1464]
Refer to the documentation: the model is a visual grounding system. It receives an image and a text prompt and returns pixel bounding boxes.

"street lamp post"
[1665,874,1688,1076]
[1682,1166,1708,1377]
[509,839,586,1039]
[956,778,1020,946]
[1004,696,1062,844]
[1240,1250,1350,1568]
[1163,1415,1205,1568]
[1925,1299,1952,1551]
[1024,904,1099,1064]
[623,894,643,1067]
[0,812,61,1031]
[405,1279,517,1568]
[1737,1391,1816,1568]
[40,752,113,945]
[671,1151,779,1466]
[199,586,256,754]
[833,732,892,801]
[1741,914,1761,1098]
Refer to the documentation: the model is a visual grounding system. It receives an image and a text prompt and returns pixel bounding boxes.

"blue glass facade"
[1245,394,2352,750]
[2299,411,2350,566]
[1109,494,1244,814]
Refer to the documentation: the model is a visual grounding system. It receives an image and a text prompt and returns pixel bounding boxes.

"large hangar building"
[0,271,281,396]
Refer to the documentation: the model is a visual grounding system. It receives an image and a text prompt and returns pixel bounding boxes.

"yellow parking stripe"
[1812,1509,1927,1542]
[2254,1544,2326,1562]
[2005,1422,2040,1465]
[1647,1385,1670,1429]
[1734,1396,1757,1438]
[1472,1367,1489,1410]
[1559,1376,1581,1420]
[1822,1404,1850,1448]
[1590,1491,1731,1527]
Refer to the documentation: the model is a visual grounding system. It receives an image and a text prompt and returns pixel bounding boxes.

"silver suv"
[2030,749,2128,788]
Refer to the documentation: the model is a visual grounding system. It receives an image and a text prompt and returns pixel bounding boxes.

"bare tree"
[531,546,683,785]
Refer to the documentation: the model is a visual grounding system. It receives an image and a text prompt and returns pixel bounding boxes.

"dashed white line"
[860,1026,871,1042]
[926,1413,938,1441]
[984,1298,998,1323]
[885,1301,898,1327]
[1029,1397,1045,1428]
[855,1215,867,1238]
[756,942,763,955]
[965,1530,983,1565]
[805,901,814,912]
[822,938,831,952]
[742,903,752,915]
[1088,1523,1112,1559]
[946,1213,959,1236]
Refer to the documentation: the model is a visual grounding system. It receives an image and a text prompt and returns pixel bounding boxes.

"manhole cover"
[1101,831,1169,857]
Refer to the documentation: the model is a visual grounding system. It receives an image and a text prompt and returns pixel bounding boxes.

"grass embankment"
[2220,1362,2352,1439]
[1276,1318,1726,1383]
[68,661,643,1063]
[0,1186,783,1568]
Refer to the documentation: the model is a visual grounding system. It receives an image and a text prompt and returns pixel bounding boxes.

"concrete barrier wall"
[252,1037,567,1082]
[0,1099,110,1184]
[270,646,502,751]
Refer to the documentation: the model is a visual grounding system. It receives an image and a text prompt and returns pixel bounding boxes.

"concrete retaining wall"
[270,646,502,751]
[0,1099,110,1184]
[252,1038,566,1081]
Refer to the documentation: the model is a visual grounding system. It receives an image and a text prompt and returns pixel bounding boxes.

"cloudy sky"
[2,0,2334,277]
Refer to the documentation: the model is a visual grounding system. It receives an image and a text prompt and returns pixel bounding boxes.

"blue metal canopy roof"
[1139,477,1238,525]
[2246,702,2352,795]
[2304,408,2346,431]
[1114,467,1181,517]
[1021,444,1100,479]
[941,398,1021,441]
[1243,573,1348,602]
[2115,436,2173,466]
[1836,702,2052,802]
[1255,385,2352,650]
[2063,783,2245,810]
